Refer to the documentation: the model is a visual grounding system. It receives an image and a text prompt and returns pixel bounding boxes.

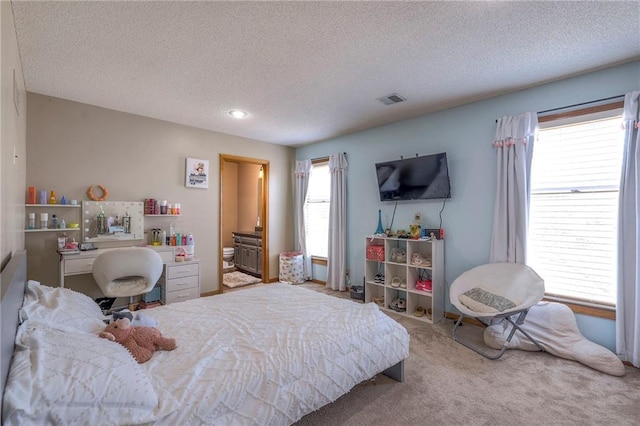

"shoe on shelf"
[400,278,407,289]
[395,250,406,263]
[389,297,399,310]
[415,279,432,292]
[411,253,433,266]
[374,274,382,283]
[373,296,384,306]
[391,277,401,288]
[426,307,433,320]
[413,306,425,317]
[396,298,406,312]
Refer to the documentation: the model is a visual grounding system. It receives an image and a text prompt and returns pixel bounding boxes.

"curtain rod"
[537,94,624,115]
[495,94,625,122]
[311,152,346,162]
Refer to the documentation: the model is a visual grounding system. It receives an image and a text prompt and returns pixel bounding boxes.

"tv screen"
[375,152,451,201]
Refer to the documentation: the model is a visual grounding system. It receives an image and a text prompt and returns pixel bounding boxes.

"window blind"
[528,114,623,306]
[304,162,330,258]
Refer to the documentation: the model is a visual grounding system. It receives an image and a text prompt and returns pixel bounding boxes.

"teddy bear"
[99,317,177,363]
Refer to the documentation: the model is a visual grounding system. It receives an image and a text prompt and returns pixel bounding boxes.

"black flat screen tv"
[375,152,451,201]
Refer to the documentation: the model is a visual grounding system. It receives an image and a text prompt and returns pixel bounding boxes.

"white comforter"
[145,284,409,425]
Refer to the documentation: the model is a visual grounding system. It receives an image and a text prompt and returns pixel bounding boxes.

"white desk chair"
[92,247,163,309]
[449,262,545,359]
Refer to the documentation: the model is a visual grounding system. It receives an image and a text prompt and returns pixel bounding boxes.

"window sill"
[311,256,327,266]
[542,297,615,320]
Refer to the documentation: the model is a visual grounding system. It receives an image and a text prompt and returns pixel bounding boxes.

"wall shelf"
[25,204,81,208]
[25,228,80,233]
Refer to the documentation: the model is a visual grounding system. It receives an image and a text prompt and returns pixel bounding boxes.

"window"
[304,160,330,258]
[528,106,624,307]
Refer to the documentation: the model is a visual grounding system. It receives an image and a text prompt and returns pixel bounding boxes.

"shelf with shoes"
[364,235,444,323]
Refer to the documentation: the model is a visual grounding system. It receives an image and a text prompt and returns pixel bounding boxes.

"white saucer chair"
[92,247,163,307]
[449,262,546,360]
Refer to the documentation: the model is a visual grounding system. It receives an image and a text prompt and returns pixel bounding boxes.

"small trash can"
[279,251,305,284]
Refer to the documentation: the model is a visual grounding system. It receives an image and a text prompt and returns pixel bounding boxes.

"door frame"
[219,154,269,293]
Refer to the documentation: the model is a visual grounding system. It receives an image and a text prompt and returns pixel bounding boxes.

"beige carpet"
[291,283,640,426]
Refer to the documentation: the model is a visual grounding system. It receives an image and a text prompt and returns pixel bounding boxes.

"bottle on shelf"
[60,218,66,229]
[51,214,58,228]
[57,234,67,249]
[27,187,36,204]
[28,213,36,229]
[161,230,167,246]
[185,232,195,259]
[39,213,48,229]
[49,190,57,204]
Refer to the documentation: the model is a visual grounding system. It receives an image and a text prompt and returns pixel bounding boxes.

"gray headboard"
[1,250,27,418]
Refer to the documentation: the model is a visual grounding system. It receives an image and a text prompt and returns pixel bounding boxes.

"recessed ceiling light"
[228,110,248,119]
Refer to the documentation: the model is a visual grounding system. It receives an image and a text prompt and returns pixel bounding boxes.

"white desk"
[58,246,199,303]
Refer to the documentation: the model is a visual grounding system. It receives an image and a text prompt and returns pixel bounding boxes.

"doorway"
[219,154,269,293]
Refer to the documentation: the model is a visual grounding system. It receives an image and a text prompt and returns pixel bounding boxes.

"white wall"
[26,93,295,294]
[296,61,640,352]
[1,1,27,268]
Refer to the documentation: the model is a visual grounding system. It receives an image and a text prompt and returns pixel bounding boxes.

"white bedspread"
[145,284,409,425]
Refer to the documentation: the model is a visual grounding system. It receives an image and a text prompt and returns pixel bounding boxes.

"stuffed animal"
[99,317,177,363]
[111,309,158,328]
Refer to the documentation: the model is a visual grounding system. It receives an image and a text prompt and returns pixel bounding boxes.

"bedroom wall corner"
[1,1,27,269]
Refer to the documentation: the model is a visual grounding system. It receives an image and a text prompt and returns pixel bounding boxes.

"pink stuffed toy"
[99,317,177,363]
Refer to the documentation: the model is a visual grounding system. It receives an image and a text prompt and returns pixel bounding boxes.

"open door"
[219,155,269,293]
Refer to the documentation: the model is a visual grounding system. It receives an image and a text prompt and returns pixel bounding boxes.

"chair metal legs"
[451,310,545,360]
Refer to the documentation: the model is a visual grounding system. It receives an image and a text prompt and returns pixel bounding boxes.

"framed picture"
[185,157,209,189]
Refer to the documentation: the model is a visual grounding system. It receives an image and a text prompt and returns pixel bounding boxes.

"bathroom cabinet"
[233,232,262,277]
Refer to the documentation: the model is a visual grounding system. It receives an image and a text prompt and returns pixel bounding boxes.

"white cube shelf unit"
[364,236,444,323]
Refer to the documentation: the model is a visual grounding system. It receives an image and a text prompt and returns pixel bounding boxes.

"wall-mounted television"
[375,152,451,201]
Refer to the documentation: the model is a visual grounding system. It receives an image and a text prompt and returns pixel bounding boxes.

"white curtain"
[327,153,348,291]
[294,160,312,279]
[616,90,640,368]
[490,113,538,264]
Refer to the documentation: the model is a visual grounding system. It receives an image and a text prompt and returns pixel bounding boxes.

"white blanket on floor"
[484,301,625,376]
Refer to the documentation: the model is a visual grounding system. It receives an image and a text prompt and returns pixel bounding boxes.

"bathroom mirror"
[82,200,144,242]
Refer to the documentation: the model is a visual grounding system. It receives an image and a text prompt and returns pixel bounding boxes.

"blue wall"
[296,60,640,352]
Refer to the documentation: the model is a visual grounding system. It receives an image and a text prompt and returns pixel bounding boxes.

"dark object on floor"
[350,285,364,301]
[95,297,116,312]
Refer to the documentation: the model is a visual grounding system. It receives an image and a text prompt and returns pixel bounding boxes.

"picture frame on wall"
[185,157,209,189]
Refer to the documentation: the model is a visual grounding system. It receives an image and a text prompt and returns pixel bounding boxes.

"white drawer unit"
[64,257,97,274]
[58,245,194,288]
[161,259,200,305]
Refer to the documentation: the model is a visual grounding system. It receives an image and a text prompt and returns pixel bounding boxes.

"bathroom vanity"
[232,231,262,277]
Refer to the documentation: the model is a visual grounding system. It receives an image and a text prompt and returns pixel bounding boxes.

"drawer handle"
[176,282,190,286]
[177,294,190,299]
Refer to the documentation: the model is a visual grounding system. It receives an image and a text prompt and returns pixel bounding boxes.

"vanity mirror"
[82,201,144,242]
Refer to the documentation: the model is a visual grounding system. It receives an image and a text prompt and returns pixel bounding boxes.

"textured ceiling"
[12,1,640,147]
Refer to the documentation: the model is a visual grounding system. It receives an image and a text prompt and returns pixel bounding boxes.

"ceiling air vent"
[377,93,406,105]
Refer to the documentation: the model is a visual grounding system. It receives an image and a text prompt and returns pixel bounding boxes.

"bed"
[1,250,409,425]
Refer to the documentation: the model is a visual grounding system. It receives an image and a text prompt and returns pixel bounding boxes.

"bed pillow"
[459,287,517,313]
[2,321,178,425]
[20,280,106,333]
